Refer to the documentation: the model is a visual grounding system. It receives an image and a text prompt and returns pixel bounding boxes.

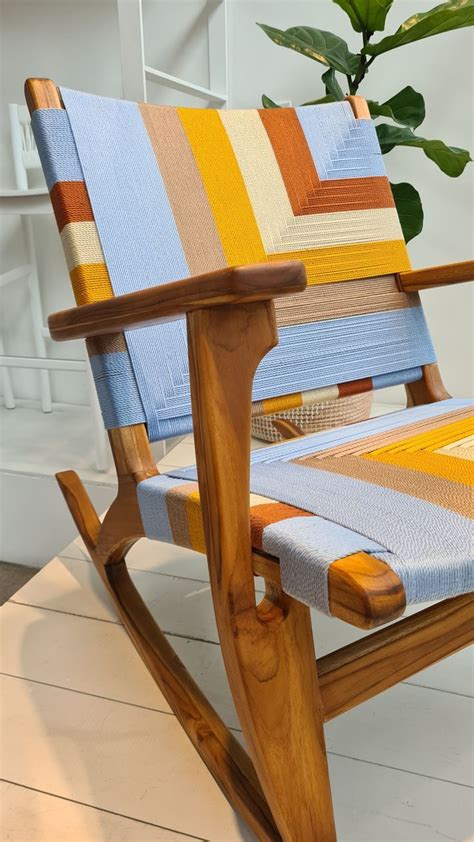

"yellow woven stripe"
[365,449,474,487]
[178,108,266,267]
[263,392,303,415]
[267,240,411,285]
[368,417,474,456]
[69,263,113,306]
[185,489,206,554]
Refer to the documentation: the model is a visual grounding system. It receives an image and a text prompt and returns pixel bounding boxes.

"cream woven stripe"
[61,221,105,271]
[219,109,402,253]
[275,275,411,327]
[273,208,402,251]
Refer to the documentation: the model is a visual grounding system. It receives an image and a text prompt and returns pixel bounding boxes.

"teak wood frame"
[26,78,473,841]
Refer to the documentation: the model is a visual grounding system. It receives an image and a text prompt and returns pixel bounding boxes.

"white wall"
[1,0,473,404]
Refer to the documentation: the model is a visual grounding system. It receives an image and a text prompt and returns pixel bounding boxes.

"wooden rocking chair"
[26,77,473,841]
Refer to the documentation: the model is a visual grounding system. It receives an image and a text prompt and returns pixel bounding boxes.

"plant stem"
[350,30,375,94]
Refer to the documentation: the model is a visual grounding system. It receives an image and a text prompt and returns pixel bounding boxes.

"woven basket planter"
[251,391,373,443]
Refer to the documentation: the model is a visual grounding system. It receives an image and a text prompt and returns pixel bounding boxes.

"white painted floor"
[1,419,473,841]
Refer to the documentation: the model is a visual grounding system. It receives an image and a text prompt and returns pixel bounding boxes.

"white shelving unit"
[117,0,228,106]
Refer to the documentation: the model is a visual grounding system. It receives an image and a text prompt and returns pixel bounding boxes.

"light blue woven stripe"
[254,307,435,396]
[61,87,191,442]
[31,109,84,189]
[250,461,473,609]
[296,103,385,180]
[138,399,473,613]
[261,516,387,612]
[60,89,435,442]
[89,352,146,429]
[137,474,178,544]
[173,399,471,474]
[372,368,421,389]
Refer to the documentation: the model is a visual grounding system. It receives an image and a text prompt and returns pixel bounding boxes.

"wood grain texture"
[271,418,305,439]
[48,262,307,341]
[398,261,474,292]
[345,95,371,119]
[55,470,279,841]
[318,594,474,720]
[25,77,63,112]
[253,550,406,630]
[187,300,337,840]
[406,363,451,406]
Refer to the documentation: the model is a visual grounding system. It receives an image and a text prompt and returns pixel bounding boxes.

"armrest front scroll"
[48,261,306,341]
[398,260,473,293]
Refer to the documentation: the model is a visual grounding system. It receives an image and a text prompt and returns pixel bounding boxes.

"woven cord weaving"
[31,89,437,441]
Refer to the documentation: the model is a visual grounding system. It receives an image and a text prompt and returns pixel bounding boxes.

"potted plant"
[251,0,472,441]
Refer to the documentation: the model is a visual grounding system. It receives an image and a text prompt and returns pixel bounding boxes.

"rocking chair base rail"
[318,593,474,721]
[398,261,474,293]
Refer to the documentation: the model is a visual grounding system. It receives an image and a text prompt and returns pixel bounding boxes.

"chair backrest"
[30,84,437,442]
[8,104,42,190]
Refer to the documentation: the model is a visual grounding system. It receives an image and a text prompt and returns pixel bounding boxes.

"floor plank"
[1,781,200,842]
[2,673,471,841]
[5,579,473,785]
[0,675,256,842]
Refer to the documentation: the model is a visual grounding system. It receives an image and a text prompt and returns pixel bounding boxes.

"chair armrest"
[48,261,306,341]
[397,260,473,293]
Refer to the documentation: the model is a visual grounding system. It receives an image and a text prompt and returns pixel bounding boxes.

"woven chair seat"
[138,398,473,615]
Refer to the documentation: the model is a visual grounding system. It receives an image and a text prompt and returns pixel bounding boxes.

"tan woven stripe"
[297,453,473,518]
[165,483,195,550]
[275,275,412,327]
[86,333,128,357]
[300,406,474,460]
[139,104,226,277]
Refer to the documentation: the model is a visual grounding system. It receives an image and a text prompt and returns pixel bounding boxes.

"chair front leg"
[187,300,337,841]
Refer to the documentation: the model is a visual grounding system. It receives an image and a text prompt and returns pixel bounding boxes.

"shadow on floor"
[0,561,38,605]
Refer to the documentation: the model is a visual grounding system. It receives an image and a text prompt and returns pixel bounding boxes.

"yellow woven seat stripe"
[368,417,474,456]
[365,449,474,487]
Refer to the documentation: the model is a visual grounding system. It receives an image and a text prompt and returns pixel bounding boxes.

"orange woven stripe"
[259,108,320,215]
[250,502,312,549]
[338,377,373,397]
[50,181,94,232]
[301,176,395,215]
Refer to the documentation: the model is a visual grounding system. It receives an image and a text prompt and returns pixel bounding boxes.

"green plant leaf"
[364,0,474,56]
[301,95,338,105]
[332,0,394,32]
[391,182,424,242]
[257,23,360,74]
[261,94,281,108]
[368,86,425,128]
[377,124,472,176]
[322,67,345,100]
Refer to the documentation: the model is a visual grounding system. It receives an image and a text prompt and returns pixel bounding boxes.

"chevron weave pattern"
[137,399,473,613]
[31,89,437,441]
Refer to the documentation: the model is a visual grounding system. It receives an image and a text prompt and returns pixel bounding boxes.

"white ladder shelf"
[117,0,228,106]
